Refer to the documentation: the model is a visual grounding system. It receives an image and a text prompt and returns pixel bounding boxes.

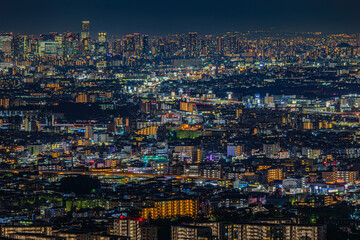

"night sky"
[1,0,360,35]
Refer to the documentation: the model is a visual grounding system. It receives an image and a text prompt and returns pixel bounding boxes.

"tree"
[59,175,100,195]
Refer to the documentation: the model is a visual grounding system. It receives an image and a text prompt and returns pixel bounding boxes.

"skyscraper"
[123,34,135,55]
[217,37,224,53]
[134,33,141,55]
[81,21,90,40]
[188,32,198,54]
[0,34,13,52]
[228,35,237,53]
[97,33,107,54]
[85,126,94,140]
[142,35,149,55]
[63,32,79,57]
[98,32,106,43]
[2,40,12,56]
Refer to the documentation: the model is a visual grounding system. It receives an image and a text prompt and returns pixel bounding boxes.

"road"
[0,169,226,181]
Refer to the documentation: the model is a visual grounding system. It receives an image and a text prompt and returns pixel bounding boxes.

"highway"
[0,169,226,181]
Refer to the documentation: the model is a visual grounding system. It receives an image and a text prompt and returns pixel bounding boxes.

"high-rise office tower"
[134,33,141,55]
[17,36,28,56]
[2,40,12,56]
[188,32,198,54]
[114,39,122,55]
[228,35,237,53]
[200,35,212,56]
[81,38,89,55]
[98,32,107,43]
[217,37,224,53]
[97,33,107,54]
[142,35,149,55]
[63,32,79,57]
[123,34,135,55]
[12,36,21,57]
[0,34,13,52]
[85,126,94,140]
[81,21,90,40]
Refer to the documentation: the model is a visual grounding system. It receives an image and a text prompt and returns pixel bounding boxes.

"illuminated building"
[17,35,28,55]
[113,217,144,240]
[224,223,326,240]
[134,33,141,55]
[201,166,223,179]
[98,32,107,43]
[140,226,158,240]
[0,98,10,108]
[318,121,332,129]
[24,116,29,131]
[140,199,199,219]
[13,35,29,57]
[303,148,322,159]
[76,94,88,103]
[171,225,212,240]
[322,169,359,184]
[264,93,274,106]
[0,226,52,238]
[227,145,244,157]
[263,143,280,159]
[228,35,237,54]
[174,146,202,163]
[97,33,108,55]
[63,32,79,57]
[39,41,59,56]
[2,40,12,56]
[188,32,198,55]
[217,37,224,53]
[81,21,90,40]
[303,122,313,130]
[114,39,122,55]
[278,151,290,159]
[135,126,158,136]
[283,224,326,240]
[0,34,13,52]
[141,101,152,113]
[81,38,90,55]
[108,217,157,240]
[193,222,223,240]
[85,125,94,140]
[180,102,194,112]
[123,34,135,55]
[267,168,284,183]
[184,164,201,177]
[55,231,91,239]
[142,35,150,55]
[24,117,40,132]
[114,117,123,127]
[236,109,242,118]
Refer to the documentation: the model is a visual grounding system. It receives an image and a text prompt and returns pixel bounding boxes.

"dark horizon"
[2,0,360,36]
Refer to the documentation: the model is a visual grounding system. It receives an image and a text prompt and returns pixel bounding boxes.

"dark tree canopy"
[59,175,100,195]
